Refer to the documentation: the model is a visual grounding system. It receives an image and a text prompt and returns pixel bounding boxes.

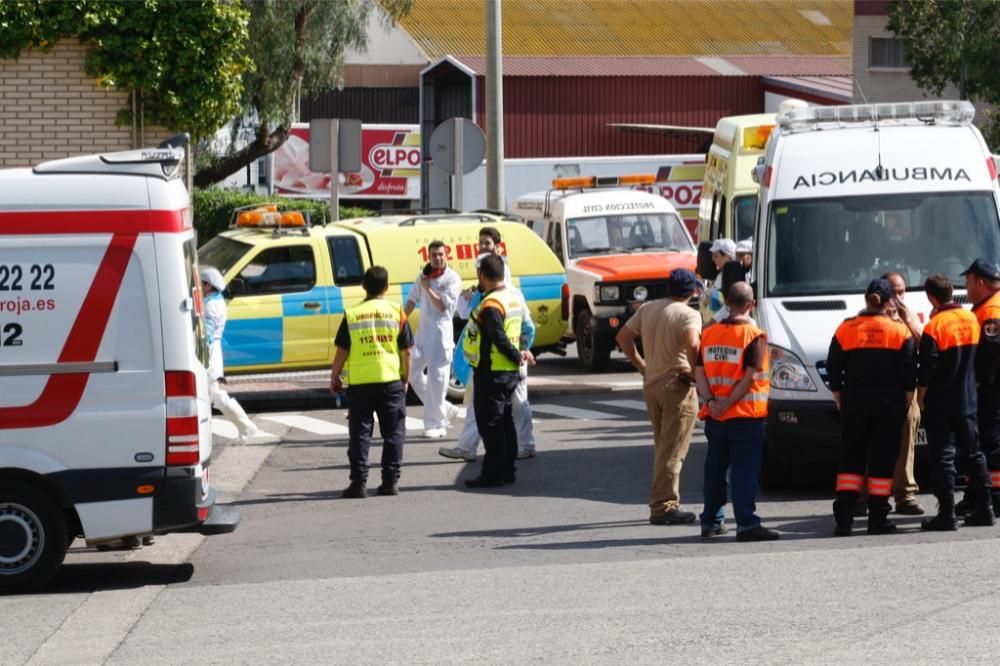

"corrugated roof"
[399,0,853,59]
[762,75,853,100]
[450,55,851,77]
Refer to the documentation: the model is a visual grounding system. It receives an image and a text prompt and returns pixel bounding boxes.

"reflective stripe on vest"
[463,288,523,371]
[834,314,911,351]
[698,321,769,421]
[345,299,403,385]
[924,306,979,351]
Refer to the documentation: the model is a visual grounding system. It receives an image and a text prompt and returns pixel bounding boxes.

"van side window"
[546,222,564,265]
[709,193,720,239]
[327,236,364,286]
[231,245,316,296]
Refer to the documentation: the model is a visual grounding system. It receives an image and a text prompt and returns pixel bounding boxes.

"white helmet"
[199,266,226,292]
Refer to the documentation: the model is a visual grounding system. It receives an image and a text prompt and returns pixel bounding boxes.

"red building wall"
[474,75,764,158]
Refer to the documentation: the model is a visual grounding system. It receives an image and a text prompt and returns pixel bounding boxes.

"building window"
[869,37,910,69]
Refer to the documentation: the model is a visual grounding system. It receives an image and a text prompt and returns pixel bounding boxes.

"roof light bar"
[777,100,975,132]
[551,173,656,190]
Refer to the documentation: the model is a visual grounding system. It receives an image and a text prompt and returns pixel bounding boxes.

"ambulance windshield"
[765,191,1000,296]
[198,236,254,276]
[566,213,693,258]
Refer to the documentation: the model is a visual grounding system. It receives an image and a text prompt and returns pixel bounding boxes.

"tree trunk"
[193,126,289,189]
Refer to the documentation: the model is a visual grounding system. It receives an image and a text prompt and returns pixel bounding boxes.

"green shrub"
[192,189,370,243]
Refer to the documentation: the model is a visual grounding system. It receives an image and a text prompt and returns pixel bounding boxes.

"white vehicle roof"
[513,188,679,220]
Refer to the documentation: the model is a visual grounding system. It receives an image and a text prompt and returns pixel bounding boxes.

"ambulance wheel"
[447,365,467,403]
[0,482,69,594]
[576,312,611,372]
[759,446,792,491]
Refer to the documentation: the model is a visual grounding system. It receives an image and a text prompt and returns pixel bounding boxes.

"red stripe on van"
[0,209,190,234]
[0,234,137,429]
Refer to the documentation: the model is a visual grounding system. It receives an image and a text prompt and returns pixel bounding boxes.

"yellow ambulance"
[197,209,567,389]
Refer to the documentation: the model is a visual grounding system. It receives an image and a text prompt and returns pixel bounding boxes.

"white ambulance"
[513,175,697,371]
[751,100,1000,485]
[0,143,238,592]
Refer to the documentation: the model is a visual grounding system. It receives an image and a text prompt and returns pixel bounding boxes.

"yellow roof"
[399,0,852,59]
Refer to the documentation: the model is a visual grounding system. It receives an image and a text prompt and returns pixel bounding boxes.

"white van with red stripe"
[0,142,238,592]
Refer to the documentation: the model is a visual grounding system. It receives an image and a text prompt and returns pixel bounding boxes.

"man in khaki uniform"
[617,268,702,524]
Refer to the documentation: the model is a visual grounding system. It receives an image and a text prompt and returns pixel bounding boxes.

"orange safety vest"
[698,321,769,421]
[924,306,980,350]
[973,290,1000,330]
[833,314,911,352]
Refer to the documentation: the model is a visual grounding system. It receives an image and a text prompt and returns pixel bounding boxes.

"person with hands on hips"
[404,239,461,439]
[330,266,414,499]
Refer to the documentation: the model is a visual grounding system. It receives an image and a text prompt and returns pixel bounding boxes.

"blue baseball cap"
[667,268,698,297]
[961,259,1000,281]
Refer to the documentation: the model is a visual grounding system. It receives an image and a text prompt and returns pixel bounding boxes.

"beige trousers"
[644,377,698,515]
[893,395,921,502]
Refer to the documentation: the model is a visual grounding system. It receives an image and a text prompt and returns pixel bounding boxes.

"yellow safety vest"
[463,288,523,371]
[345,298,404,385]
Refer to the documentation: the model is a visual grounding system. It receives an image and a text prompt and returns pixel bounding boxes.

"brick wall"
[0,40,170,168]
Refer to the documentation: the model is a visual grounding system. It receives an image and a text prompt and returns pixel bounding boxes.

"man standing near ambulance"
[405,240,461,439]
[331,266,414,498]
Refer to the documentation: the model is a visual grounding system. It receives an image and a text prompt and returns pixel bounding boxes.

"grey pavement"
[6,392,1000,664]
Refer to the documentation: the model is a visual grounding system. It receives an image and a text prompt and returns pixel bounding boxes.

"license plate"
[916,428,927,446]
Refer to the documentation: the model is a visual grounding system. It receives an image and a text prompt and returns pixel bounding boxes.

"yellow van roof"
[712,113,778,156]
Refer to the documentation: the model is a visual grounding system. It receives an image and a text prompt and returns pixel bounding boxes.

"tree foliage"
[193,0,413,188]
[0,1,251,139]
[887,0,1000,101]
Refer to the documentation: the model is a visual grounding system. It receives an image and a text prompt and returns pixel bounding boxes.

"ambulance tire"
[576,311,612,373]
[447,366,466,403]
[0,482,69,594]
[758,445,793,490]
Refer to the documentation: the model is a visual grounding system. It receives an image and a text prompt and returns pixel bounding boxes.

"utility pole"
[485,0,504,210]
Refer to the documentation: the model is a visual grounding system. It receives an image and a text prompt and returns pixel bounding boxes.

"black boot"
[867,497,897,535]
[921,496,958,531]
[954,494,972,517]
[341,480,367,498]
[833,493,858,537]
[992,494,1000,519]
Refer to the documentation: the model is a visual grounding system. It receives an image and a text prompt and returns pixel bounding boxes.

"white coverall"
[407,267,461,431]
[453,284,536,456]
[204,291,256,439]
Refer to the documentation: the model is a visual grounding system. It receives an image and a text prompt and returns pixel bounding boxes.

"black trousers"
[834,389,906,524]
[346,380,405,483]
[978,384,1000,497]
[924,410,991,507]
[473,369,518,481]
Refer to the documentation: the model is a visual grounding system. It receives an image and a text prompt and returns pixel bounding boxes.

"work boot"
[833,493,858,535]
[866,497,897,535]
[376,480,399,496]
[992,495,1000,519]
[965,508,996,527]
[341,481,367,499]
[954,495,972,517]
[921,496,958,531]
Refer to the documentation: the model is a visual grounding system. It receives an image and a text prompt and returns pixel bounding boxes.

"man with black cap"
[918,273,994,529]
[963,259,1000,517]
[826,278,917,536]
[617,268,702,525]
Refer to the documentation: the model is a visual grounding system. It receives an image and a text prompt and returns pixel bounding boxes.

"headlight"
[768,345,818,391]
[595,285,620,302]
[633,285,648,302]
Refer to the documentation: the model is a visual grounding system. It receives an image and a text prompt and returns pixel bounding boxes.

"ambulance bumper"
[153,468,240,536]
[766,399,842,465]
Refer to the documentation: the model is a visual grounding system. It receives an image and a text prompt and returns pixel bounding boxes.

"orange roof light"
[236,207,307,228]
[742,125,775,150]
[552,176,596,189]
[551,173,656,190]
[619,173,656,186]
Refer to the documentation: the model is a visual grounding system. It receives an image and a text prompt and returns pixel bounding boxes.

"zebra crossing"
[211,398,655,440]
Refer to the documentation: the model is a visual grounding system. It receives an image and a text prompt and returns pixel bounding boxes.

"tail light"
[561,283,570,321]
[165,371,200,466]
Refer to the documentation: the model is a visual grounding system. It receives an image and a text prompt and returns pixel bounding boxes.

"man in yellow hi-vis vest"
[331,266,414,498]
[462,253,534,488]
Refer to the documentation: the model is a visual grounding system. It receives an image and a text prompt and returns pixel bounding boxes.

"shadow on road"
[39,562,194,595]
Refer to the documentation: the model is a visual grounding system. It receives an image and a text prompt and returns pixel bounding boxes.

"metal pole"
[453,120,464,211]
[329,118,340,222]
[485,0,504,210]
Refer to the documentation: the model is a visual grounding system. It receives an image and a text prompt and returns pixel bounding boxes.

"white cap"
[199,266,226,292]
[709,238,736,259]
[735,239,753,254]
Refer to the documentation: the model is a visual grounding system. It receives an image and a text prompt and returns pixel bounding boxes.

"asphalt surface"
[7,384,1000,664]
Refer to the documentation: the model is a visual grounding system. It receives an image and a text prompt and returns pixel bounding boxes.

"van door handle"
[303,301,322,310]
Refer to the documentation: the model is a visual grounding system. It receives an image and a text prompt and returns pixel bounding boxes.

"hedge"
[192,189,371,244]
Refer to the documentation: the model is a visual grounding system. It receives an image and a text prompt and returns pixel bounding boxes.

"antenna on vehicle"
[874,106,885,180]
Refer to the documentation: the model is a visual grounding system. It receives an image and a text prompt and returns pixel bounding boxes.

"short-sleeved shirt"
[624,298,701,386]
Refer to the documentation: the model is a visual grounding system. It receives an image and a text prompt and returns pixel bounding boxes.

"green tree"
[887,0,1000,101]
[193,0,413,188]
[0,1,251,140]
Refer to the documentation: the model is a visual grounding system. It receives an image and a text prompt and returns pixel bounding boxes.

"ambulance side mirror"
[697,241,718,281]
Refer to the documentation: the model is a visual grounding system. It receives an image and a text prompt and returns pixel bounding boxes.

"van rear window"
[183,238,209,366]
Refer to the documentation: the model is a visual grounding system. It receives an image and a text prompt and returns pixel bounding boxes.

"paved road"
[5,392,1000,664]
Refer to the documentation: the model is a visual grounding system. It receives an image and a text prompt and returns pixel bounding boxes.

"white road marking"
[260,414,348,436]
[529,404,622,421]
[211,418,239,440]
[593,399,648,413]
